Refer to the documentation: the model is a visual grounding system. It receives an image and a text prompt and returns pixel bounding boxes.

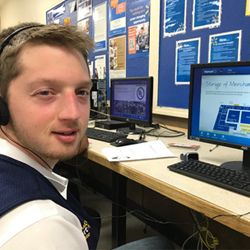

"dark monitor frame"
[188,61,250,171]
[110,76,153,130]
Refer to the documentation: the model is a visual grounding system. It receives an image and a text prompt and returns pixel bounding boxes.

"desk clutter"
[102,140,176,162]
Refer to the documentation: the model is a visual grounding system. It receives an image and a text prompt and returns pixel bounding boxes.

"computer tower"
[90,79,107,119]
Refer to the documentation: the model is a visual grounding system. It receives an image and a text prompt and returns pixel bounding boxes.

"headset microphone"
[0,97,10,125]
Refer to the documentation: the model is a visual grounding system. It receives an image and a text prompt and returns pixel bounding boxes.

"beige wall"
[0,0,62,30]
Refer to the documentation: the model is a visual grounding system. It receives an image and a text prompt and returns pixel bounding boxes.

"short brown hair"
[0,22,94,98]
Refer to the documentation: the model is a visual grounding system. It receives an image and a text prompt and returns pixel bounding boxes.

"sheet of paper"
[102,140,177,162]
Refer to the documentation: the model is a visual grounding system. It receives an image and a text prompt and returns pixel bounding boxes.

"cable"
[68,170,194,227]
[74,162,250,223]
[90,109,185,138]
[145,124,185,138]
[159,124,185,134]
[0,126,52,170]
[181,231,199,250]
[138,130,146,141]
[211,210,250,220]
[90,108,110,119]
[78,185,193,227]
[189,209,219,250]
[209,145,219,152]
[67,162,222,250]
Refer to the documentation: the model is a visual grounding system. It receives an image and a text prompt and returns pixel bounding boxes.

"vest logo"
[82,220,91,239]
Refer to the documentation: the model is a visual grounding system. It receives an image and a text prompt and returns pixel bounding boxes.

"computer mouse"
[111,138,138,147]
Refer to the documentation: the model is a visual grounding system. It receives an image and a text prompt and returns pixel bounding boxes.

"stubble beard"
[8,121,81,163]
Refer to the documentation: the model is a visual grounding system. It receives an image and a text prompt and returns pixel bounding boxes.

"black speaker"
[0,97,10,125]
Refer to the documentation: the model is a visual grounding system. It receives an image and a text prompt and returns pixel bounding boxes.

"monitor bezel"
[188,61,250,151]
[110,76,153,127]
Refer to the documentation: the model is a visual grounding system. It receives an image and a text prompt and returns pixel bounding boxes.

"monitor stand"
[220,150,250,174]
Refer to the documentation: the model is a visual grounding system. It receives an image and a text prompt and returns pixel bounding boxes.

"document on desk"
[102,140,176,162]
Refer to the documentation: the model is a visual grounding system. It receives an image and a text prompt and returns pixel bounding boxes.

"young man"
[0,23,99,249]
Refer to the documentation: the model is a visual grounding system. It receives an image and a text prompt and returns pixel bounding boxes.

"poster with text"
[78,17,90,35]
[192,0,221,30]
[46,1,66,24]
[109,36,126,80]
[88,61,94,79]
[94,2,107,51]
[77,0,92,21]
[109,0,126,37]
[175,38,200,85]
[164,0,186,37]
[95,55,106,80]
[209,30,242,63]
[63,0,77,25]
[127,0,150,57]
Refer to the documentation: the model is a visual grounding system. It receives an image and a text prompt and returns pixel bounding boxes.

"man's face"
[6,44,91,166]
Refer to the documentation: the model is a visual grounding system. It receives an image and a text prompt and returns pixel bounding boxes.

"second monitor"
[110,76,153,133]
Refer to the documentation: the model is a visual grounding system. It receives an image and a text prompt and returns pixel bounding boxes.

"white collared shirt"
[0,138,88,250]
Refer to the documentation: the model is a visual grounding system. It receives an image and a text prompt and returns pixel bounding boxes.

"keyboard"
[168,160,250,197]
[86,127,127,143]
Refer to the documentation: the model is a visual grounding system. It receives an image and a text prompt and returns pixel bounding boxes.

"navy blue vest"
[0,155,100,249]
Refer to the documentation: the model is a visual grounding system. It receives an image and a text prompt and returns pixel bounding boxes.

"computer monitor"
[110,76,153,133]
[188,61,250,172]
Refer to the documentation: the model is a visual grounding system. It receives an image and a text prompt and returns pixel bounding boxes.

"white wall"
[0,0,62,30]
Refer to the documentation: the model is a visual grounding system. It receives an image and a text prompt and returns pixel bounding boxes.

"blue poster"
[109,0,126,37]
[164,0,186,37]
[127,0,150,57]
[46,1,66,24]
[193,0,221,30]
[126,0,150,77]
[176,38,200,84]
[209,31,242,63]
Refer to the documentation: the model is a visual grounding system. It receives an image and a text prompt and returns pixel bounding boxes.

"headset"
[0,97,9,125]
[0,24,43,125]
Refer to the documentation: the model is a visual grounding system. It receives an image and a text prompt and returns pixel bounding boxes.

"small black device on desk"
[110,138,139,147]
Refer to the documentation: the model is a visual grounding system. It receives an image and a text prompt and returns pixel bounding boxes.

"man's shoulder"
[0,199,80,227]
[0,200,87,250]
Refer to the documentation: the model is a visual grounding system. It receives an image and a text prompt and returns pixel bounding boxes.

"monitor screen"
[188,61,250,171]
[110,77,153,130]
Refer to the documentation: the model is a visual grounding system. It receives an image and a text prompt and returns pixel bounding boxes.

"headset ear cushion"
[0,97,10,125]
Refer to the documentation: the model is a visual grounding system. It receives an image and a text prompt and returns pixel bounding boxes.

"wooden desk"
[86,131,250,246]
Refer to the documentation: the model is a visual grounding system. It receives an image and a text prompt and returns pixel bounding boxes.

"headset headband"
[0,24,43,54]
